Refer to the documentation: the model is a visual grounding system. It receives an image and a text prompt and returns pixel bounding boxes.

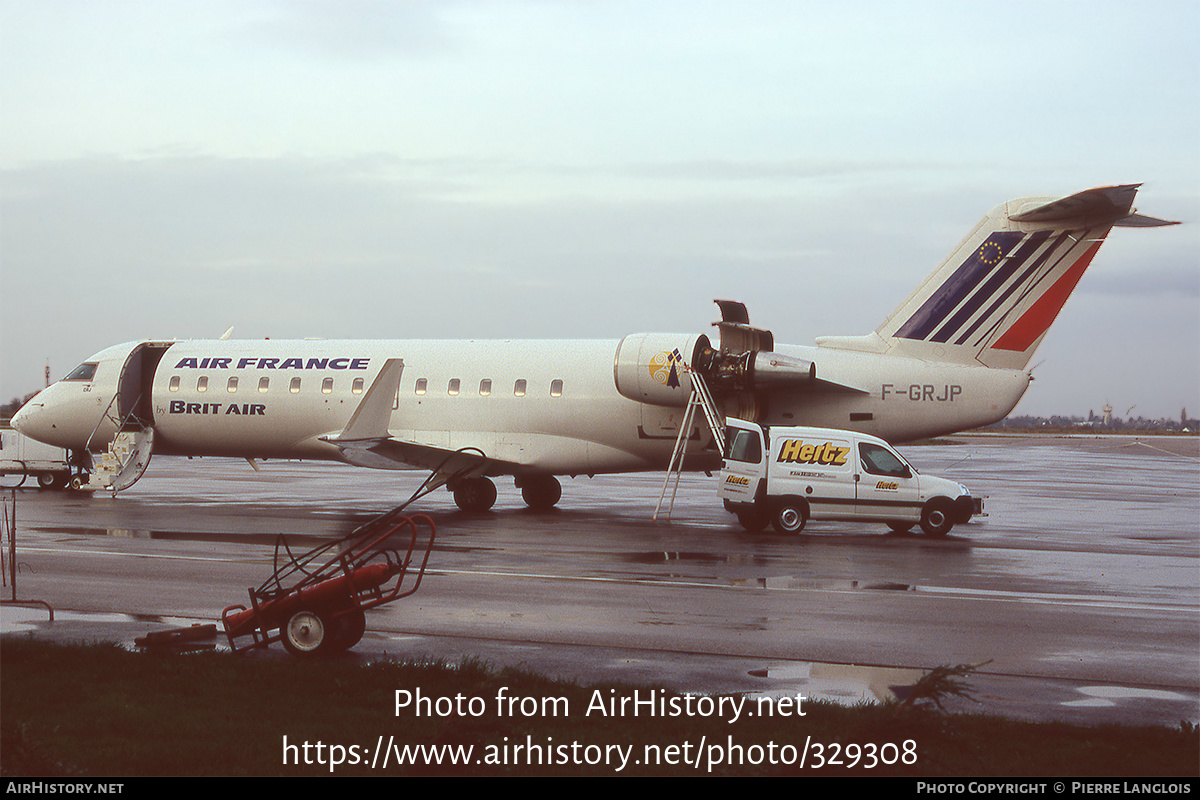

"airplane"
[11,184,1178,510]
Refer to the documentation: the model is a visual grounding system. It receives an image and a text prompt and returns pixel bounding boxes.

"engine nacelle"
[749,351,816,386]
[613,333,712,407]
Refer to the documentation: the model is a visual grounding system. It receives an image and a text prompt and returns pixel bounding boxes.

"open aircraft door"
[115,342,173,429]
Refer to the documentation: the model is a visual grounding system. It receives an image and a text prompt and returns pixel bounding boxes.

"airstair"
[81,428,154,493]
[653,368,725,522]
[78,393,155,494]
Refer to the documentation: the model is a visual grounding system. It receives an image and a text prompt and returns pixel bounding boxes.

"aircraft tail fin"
[820,185,1178,370]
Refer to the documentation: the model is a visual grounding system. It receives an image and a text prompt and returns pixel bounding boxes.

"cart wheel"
[330,608,367,651]
[281,610,327,656]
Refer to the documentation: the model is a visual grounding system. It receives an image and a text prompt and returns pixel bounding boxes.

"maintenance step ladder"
[653,369,725,522]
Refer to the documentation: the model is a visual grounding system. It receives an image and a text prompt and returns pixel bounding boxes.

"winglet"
[325,358,404,443]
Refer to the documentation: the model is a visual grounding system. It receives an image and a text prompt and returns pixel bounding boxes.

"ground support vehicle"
[0,428,72,489]
[222,509,435,656]
[720,419,980,536]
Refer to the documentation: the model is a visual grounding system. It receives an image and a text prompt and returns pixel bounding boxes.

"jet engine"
[613,301,816,418]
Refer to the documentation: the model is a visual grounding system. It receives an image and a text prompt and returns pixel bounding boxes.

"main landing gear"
[451,477,498,512]
[448,475,563,512]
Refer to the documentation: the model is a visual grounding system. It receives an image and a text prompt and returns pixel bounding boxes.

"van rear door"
[721,422,764,504]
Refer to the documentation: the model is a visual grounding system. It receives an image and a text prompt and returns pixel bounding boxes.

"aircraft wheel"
[282,610,329,656]
[920,500,954,537]
[69,473,89,491]
[736,509,768,532]
[520,475,561,510]
[772,501,807,534]
[887,522,914,534]
[453,477,497,512]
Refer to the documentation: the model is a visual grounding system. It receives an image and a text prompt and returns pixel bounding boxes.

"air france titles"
[173,357,371,371]
[168,356,370,416]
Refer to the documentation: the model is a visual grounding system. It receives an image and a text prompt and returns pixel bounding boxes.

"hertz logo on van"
[725,475,751,486]
[777,440,850,466]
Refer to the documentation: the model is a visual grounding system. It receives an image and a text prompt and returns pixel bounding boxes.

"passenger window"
[227,377,238,393]
[352,377,364,394]
[415,378,427,395]
[448,379,460,396]
[550,379,563,397]
[514,379,526,397]
[726,430,762,463]
[289,377,301,394]
[322,377,333,394]
[169,376,180,392]
[258,377,269,393]
[197,376,208,393]
[479,379,492,396]
[859,443,911,478]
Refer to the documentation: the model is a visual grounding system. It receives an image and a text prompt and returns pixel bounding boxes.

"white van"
[719,419,980,536]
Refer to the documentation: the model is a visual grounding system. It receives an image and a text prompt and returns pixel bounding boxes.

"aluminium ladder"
[653,367,725,522]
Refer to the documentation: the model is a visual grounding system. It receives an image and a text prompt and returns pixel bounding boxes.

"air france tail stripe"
[955,231,1073,347]
[969,231,1097,349]
[894,232,1025,341]
[929,230,1053,343]
[990,239,1104,352]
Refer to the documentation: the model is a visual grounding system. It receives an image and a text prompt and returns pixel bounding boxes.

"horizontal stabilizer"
[1009,184,1180,228]
[1112,213,1181,228]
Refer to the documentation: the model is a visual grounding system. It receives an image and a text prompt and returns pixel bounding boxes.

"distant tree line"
[984,410,1198,434]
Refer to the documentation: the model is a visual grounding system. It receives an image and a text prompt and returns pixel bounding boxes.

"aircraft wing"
[328,435,503,480]
[318,357,511,483]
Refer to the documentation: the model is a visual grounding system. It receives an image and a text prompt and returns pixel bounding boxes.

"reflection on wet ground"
[3,434,1197,725]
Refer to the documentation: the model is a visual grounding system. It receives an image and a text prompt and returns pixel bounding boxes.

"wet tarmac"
[2,433,1197,726]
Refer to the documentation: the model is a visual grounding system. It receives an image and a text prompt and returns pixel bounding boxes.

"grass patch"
[2,639,1196,776]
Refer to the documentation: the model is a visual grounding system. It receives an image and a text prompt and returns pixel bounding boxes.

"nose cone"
[11,398,46,439]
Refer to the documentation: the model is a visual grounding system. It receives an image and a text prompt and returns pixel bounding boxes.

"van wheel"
[920,500,954,537]
[773,502,807,534]
[736,509,768,532]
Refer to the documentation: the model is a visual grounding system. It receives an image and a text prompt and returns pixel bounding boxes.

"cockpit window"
[63,363,98,381]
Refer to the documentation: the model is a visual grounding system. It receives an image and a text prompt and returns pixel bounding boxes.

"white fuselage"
[13,335,1029,477]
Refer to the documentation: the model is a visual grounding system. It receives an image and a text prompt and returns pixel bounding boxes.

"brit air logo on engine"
[648,349,684,388]
[173,357,370,370]
[777,440,850,466]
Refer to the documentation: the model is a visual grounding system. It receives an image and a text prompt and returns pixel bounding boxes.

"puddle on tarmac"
[747,661,925,705]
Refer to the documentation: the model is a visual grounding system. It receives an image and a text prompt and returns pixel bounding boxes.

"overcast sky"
[2,0,1197,420]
